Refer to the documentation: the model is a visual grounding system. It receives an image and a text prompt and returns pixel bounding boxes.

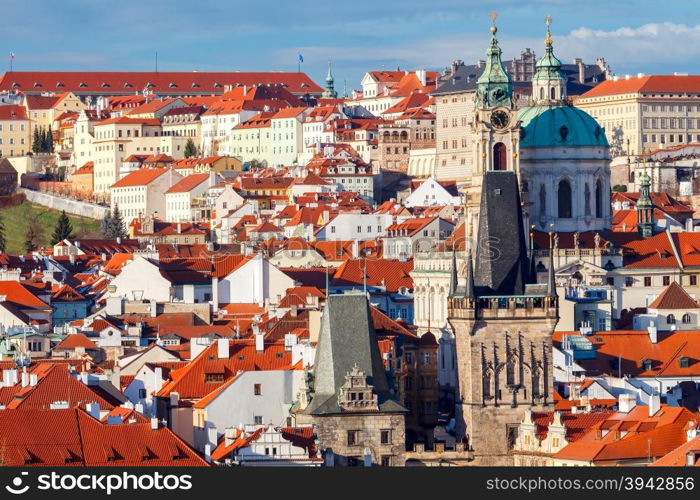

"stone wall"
[21,188,108,220]
[300,412,406,466]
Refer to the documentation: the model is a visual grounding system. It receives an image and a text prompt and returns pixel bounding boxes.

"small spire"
[544,14,553,46]
[547,229,557,297]
[322,58,337,99]
[464,248,475,300]
[449,244,458,297]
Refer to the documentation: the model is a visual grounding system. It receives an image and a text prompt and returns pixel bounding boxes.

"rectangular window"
[663,276,670,286]
[347,430,359,446]
[381,456,392,466]
[644,276,652,287]
[254,415,263,425]
[254,383,262,395]
[380,429,392,444]
[691,275,698,286]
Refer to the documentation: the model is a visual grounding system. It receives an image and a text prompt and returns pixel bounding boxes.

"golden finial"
[489,11,498,33]
[544,14,553,45]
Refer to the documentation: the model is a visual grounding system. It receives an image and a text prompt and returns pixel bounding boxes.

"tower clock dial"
[490,110,509,129]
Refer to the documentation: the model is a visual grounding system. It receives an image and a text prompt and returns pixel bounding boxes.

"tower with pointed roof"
[516,16,611,233]
[636,169,654,237]
[468,14,522,227]
[322,59,338,99]
[449,169,558,466]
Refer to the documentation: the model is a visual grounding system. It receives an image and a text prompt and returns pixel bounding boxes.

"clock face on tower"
[490,110,509,129]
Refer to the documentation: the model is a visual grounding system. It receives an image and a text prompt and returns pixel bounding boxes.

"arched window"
[683,313,692,324]
[667,314,676,325]
[493,142,507,171]
[539,87,545,100]
[584,183,591,216]
[595,179,603,218]
[558,180,572,218]
[550,86,556,100]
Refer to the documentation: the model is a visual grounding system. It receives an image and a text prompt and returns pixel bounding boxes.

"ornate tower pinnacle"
[532,14,566,104]
[322,59,338,99]
[476,12,513,108]
[637,168,654,237]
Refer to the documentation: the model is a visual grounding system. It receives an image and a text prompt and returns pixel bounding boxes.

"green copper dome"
[517,105,608,148]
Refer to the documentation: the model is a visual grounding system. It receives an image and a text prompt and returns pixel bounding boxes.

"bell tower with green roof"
[532,15,567,105]
[322,59,338,99]
[475,14,513,108]
[636,169,654,237]
[468,13,522,226]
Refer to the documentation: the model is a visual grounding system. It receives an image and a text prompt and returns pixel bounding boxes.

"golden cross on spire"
[545,14,551,27]
[544,14,553,45]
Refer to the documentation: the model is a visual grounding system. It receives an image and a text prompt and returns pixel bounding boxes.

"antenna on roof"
[155,51,158,73]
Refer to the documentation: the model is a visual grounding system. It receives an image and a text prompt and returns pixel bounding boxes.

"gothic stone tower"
[467,18,521,223]
[448,170,558,466]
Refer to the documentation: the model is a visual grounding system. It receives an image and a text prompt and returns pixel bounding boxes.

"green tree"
[51,210,74,245]
[39,127,49,153]
[612,184,628,193]
[102,205,128,240]
[32,127,41,154]
[184,138,197,158]
[47,125,54,153]
[101,210,113,238]
[0,215,6,253]
[24,221,42,253]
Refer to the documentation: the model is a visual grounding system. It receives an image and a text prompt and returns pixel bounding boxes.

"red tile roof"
[54,334,98,350]
[332,259,413,293]
[648,281,700,310]
[0,104,27,120]
[579,75,700,98]
[0,72,322,95]
[156,339,299,400]
[165,173,209,194]
[0,281,49,309]
[111,168,169,188]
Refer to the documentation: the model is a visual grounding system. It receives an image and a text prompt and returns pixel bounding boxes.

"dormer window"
[124,82,132,88]
[79,82,87,88]
[191,82,200,88]
[101,83,109,88]
[11,82,19,88]
[56,82,64,88]
[169,82,177,88]
[679,357,690,368]
[641,358,653,371]
[33,82,41,88]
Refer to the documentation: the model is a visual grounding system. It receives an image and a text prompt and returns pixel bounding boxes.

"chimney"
[2,369,17,387]
[618,393,636,413]
[217,338,229,359]
[687,420,699,442]
[150,299,157,318]
[29,373,37,386]
[177,221,182,234]
[648,322,658,344]
[154,366,163,393]
[212,274,219,313]
[648,393,661,417]
[169,392,179,407]
[255,329,264,352]
[150,417,159,430]
[224,427,237,448]
[20,371,28,388]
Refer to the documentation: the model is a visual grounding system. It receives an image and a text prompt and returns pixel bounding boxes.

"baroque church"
[445,17,613,465]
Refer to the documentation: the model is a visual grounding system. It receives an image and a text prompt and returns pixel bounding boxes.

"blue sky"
[2,0,699,91]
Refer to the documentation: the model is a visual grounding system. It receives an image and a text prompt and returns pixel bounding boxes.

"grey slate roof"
[305,292,405,415]
[432,61,606,97]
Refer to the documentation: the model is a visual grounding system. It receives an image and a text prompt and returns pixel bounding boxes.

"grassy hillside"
[0,202,103,255]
